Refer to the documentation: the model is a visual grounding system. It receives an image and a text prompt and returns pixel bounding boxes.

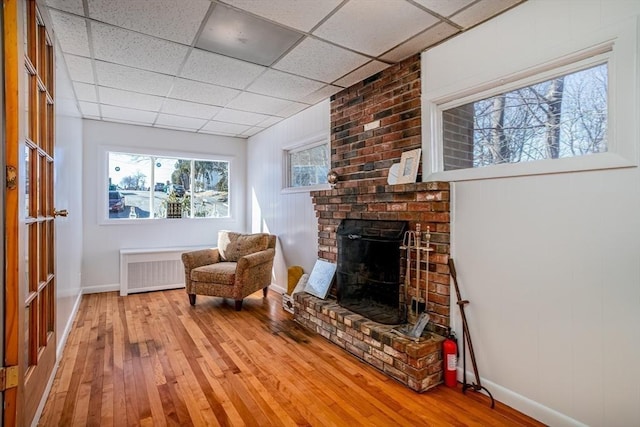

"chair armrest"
[236,248,275,271]
[181,248,220,270]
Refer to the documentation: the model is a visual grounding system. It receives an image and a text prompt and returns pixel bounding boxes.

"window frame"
[281,131,331,194]
[99,145,234,224]
[422,29,639,182]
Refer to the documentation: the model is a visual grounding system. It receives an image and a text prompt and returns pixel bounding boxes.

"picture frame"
[304,260,336,299]
[396,148,421,184]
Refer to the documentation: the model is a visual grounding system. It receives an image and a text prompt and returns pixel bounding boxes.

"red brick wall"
[330,54,422,187]
[311,53,451,334]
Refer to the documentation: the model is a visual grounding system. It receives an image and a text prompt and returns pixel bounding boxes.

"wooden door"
[4,0,57,424]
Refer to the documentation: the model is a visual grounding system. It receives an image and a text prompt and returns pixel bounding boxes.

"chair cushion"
[191,262,236,285]
[218,232,270,262]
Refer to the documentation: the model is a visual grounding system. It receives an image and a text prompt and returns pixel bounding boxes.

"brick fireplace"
[293,54,452,392]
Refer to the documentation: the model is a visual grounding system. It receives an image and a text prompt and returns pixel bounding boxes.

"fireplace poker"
[415,223,422,316]
[400,229,416,320]
[448,258,495,409]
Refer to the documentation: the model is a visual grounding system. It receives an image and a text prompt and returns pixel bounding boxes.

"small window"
[442,63,608,171]
[285,140,329,189]
[107,151,230,220]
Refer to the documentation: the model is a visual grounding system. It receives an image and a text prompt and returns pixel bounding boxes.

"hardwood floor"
[39,290,543,426]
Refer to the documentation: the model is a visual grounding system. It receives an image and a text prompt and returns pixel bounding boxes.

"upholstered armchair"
[181,231,276,310]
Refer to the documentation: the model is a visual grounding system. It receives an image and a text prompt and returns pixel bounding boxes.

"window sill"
[281,184,331,194]
[98,216,232,225]
[425,152,637,182]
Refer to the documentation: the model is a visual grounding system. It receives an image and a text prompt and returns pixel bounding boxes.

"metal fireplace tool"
[448,258,495,408]
[394,224,432,341]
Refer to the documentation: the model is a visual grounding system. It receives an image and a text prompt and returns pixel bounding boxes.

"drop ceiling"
[43,0,525,138]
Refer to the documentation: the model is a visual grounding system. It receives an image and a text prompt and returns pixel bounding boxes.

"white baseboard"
[269,283,286,295]
[82,283,120,294]
[458,368,587,427]
[32,290,83,427]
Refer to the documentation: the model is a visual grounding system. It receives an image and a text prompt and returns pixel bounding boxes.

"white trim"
[99,145,235,224]
[281,130,330,191]
[281,183,331,194]
[422,17,640,182]
[32,291,83,427]
[83,283,120,294]
[269,283,286,295]
[455,368,588,427]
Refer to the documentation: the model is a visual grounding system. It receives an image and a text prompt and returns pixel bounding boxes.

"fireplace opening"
[336,219,408,325]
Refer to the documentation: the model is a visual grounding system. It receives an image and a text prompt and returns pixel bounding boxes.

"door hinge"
[0,366,19,391]
[6,165,17,190]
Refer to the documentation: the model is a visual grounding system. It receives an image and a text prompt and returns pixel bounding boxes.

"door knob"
[54,209,68,217]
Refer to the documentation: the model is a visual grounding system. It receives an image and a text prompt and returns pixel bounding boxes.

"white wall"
[53,49,84,349]
[82,120,247,291]
[422,1,640,425]
[246,101,330,291]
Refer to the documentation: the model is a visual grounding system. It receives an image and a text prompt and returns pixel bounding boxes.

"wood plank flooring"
[38,290,544,426]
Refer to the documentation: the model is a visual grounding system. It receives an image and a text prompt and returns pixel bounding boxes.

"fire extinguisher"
[443,330,458,387]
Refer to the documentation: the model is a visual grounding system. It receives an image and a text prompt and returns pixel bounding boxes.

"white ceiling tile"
[450,0,520,29]
[155,114,206,130]
[241,127,266,137]
[226,92,293,116]
[333,61,389,88]
[223,0,343,32]
[49,10,90,56]
[181,49,266,89]
[99,87,164,111]
[257,116,284,128]
[300,85,343,105]
[313,0,439,57]
[200,121,251,135]
[91,22,189,75]
[73,82,97,102]
[412,0,475,17]
[101,105,157,124]
[247,70,325,102]
[95,61,174,97]
[87,0,210,45]
[78,101,100,116]
[276,103,309,118]
[169,78,241,106]
[380,22,459,62]
[45,0,84,15]
[212,109,271,126]
[273,38,369,83]
[63,54,94,83]
[161,99,221,120]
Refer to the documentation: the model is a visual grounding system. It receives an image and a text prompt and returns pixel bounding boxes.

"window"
[107,151,230,220]
[284,137,329,190]
[442,63,608,171]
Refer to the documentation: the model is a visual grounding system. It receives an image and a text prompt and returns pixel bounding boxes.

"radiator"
[119,246,209,296]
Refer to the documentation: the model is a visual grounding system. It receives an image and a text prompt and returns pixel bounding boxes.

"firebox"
[336,219,408,324]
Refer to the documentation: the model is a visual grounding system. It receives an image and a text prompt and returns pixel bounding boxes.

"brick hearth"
[295,293,444,392]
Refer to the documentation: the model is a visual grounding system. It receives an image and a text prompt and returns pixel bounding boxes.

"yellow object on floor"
[287,266,304,294]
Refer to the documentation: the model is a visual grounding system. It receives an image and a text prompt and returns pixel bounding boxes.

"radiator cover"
[119,247,209,296]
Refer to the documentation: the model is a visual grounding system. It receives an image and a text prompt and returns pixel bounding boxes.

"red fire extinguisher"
[443,331,458,387]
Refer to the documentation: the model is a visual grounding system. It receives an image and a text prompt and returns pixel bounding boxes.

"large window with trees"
[442,63,608,171]
[107,151,230,220]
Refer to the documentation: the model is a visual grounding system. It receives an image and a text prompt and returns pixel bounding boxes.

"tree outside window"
[108,152,229,219]
[442,63,608,171]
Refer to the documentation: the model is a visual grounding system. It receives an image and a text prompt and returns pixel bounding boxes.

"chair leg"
[235,300,243,311]
[189,294,196,306]
[263,286,268,298]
